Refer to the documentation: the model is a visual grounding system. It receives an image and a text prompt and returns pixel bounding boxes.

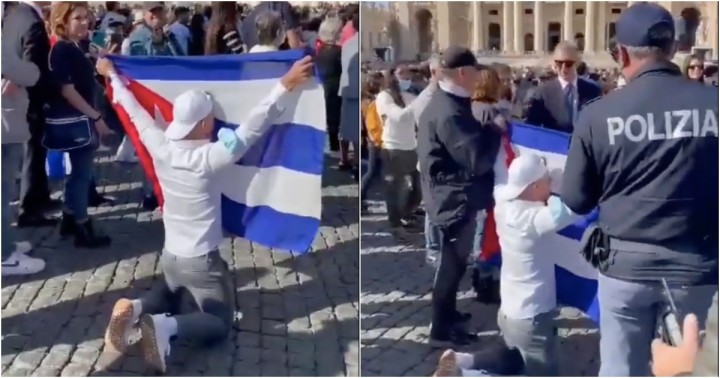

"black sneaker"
[59,213,77,238]
[141,194,158,211]
[429,330,474,348]
[74,219,112,249]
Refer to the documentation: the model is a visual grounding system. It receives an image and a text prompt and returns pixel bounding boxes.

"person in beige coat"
[1,43,47,276]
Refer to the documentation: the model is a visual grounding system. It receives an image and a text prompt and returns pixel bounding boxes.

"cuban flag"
[106,50,326,253]
[481,123,601,322]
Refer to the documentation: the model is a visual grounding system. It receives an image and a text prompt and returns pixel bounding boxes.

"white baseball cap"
[165,90,213,141]
[495,153,549,202]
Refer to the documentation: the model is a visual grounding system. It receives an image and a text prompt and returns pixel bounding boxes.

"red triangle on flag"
[105,78,173,209]
[480,136,517,262]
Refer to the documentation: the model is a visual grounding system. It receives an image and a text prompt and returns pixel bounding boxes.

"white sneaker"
[139,314,172,373]
[15,241,32,254]
[1,250,45,276]
[115,137,138,163]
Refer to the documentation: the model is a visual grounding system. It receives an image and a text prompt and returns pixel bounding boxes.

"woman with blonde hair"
[47,1,113,248]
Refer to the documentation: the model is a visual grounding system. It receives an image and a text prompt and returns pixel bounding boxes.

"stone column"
[472,2,484,52]
[584,1,596,53]
[596,1,607,51]
[533,1,544,53]
[436,2,452,51]
[513,1,524,53]
[502,1,514,52]
[563,1,573,42]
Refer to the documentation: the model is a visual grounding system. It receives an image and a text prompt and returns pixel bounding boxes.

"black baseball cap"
[144,2,164,12]
[615,2,675,49]
[440,45,482,69]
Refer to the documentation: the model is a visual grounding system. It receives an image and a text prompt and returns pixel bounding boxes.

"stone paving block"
[360,197,599,376]
[2,153,358,376]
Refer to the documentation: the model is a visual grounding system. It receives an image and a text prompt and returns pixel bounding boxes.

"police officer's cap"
[440,45,485,70]
[615,2,675,49]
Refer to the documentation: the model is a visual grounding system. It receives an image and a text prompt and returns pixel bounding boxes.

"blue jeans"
[597,273,717,376]
[425,215,441,267]
[2,144,24,260]
[64,147,95,221]
[360,144,382,200]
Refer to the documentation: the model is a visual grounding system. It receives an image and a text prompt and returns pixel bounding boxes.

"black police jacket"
[561,61,718,284]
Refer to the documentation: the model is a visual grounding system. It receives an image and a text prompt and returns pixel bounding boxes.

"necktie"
[564,84,575,123]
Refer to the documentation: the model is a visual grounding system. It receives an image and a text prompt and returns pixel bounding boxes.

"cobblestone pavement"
[360,196,599,377]
[2,149,359,377]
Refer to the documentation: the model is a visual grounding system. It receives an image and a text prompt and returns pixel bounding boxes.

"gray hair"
[255,10,283,46]
[318,16,343,44]
[624,45,672,61]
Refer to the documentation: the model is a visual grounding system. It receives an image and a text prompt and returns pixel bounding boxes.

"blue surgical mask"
[398,79,412,91]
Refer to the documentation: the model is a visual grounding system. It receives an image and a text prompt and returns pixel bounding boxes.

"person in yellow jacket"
[360,73,383,212]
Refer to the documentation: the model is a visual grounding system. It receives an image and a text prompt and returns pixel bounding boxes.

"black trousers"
[381,149,422,226]
[19,111,50,214]
[430,216,477,337]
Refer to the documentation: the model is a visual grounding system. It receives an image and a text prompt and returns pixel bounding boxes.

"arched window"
[488,22,501,50]
[415,8,433,55]
[524,33,534,52]
[574,32,585,52]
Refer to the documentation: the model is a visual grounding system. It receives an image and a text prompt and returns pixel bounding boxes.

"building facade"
[361,1,719,62]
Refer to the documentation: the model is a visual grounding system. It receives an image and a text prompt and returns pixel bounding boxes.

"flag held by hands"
[106,51,326,254]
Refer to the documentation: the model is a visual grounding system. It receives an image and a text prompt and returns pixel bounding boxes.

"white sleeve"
[108,72,169,158]
[203,83,296,174]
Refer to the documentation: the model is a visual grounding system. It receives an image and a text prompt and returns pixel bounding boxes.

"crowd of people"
[360,2,717,377]
[2,0,358,372]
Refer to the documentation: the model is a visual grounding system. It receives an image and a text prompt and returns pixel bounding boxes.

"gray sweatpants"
[497,309,558,376]
[140,250,234,345]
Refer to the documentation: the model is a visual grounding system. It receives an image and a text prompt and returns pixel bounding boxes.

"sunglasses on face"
[555,60,575,68]
[688,65,703,70]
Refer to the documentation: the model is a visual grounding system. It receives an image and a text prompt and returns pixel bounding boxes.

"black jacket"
[1,3,53,113]
[417,88,502,231]
[524,77,602,133]
[562,61,718,285]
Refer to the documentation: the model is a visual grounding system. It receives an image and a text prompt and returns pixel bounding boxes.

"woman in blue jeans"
[48,2,113,248]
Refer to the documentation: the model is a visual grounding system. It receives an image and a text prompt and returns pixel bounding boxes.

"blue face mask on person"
[397,79,412,92]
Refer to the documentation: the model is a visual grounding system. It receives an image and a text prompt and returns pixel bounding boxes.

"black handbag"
[42,114,95,152]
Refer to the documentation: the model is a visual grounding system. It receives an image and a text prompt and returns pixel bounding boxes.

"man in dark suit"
[2,1,58,227]
[524,41,602,133]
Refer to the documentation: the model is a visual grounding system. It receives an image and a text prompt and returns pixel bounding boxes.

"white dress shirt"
[375,90,417,151]
[108,72,294,258]
[495,197,578,319]
[248,45,278,53]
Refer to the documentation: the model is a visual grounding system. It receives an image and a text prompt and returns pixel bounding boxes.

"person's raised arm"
[375,90,415,124]
[202,55,315,173]
[96,57,167,157]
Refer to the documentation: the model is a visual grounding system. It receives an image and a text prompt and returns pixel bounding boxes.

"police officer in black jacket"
[417,46,503,346]
[560,3,718,376]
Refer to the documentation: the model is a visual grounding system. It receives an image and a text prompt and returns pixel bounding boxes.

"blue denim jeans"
[360,144,382,200]
[597,273,717,376]
[2,144,24,261]
[64,147,95,221]
[472,210,496,278]
[425,214,441,267]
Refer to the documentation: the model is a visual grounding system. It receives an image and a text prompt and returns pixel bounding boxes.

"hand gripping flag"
[106,50,326,253]
[480,123,601,322]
